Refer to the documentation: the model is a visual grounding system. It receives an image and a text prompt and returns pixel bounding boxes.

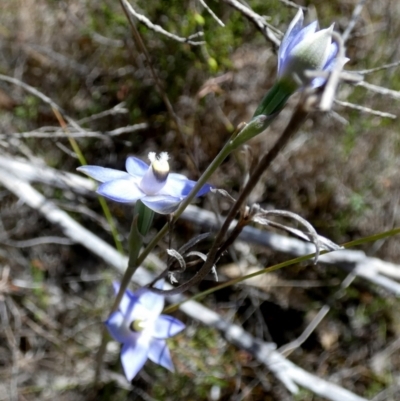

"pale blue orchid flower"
[105,281,185,381]
[77,152,212,214]
[278,9,345,90]
[252,9,347,118]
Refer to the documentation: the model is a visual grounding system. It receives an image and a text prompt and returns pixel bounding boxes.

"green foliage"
[151,325,234,399]
[14,95,39,126]
[30,261,49,308]
[293,388,314,400]
[349,192,368,215]
[88,2,128,33]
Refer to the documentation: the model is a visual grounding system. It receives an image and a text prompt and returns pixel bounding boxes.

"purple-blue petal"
[279,20,319,79]
[279,9,304,68]
[97,179,144,203]
[311,43,345,88]
[112,282,138,315]
[153,279,165,290]
[141,195,182,214]
[125,156,149,178]
[77,165,129,183]
[153,315,185,339]
[161,173,193,197]
[196,183,213,197]
[163,174,212,198]
[322,42,339,71]
[148,339,174,372]
[284,21,319,60]
[105,310,133,343]
[121,340,150,381]
[135,287,165,318]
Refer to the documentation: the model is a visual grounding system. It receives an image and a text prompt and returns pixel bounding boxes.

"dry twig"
[222,0,280,46]
[121,0,205,45]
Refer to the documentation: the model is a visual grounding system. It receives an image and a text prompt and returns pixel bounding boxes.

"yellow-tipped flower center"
[151,158,169,182]
[139,152,170,195]
[130,319,146,332]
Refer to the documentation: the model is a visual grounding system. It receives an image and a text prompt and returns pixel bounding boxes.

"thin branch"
[198,0,225,27]
[222,0,280,46]
[181,206,400,295]
[255,208,323,262]
[342,0,367,43]
[334,99,396,119]
[356,80,400,100]
[121,0,204,45]
[0,74,87,136]
[279,0,307,9]
[2,123,148,139]
[355,60,400,75]
[119,0,200,175]
[0,236,74,248]
[76,103,128,124]
[278,272,356,357]
[0,74,64,115]
[278,305,330,356]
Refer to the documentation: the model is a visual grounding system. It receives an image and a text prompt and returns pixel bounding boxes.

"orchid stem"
[95,201,153,383]
[136,136,236,267]
[136,112,282,268]
[148,93,311,296]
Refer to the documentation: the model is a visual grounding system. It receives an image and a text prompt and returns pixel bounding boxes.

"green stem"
[111,201,154,314]
[95,201,153,382]
[148,98,309,296]
[136,136,236,266]
[252,79,296,118]
[97,196,124,255]
[136,88,295,279]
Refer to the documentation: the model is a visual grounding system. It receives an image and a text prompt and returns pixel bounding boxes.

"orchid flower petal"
[161,173,192,197]
[161,174,212,198]
[311,46,349,88]
[323,40,339,70]
[112,282,137,314]
[279,9,304,69]
[105,311,133,343]
[121,340,150,381]
[77,166,129,183]
[141,195,182,214]
[284,21,319,60]
[125,157,149,177]
[195,183,213,197]
[135,288,165,318]
[77,155,211,213]
[153,315,186,339]
[148,339,175,372]
[97,179,144,203]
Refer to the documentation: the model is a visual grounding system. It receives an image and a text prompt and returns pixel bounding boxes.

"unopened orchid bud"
[277,9,339,89]
[252,9,345,119]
